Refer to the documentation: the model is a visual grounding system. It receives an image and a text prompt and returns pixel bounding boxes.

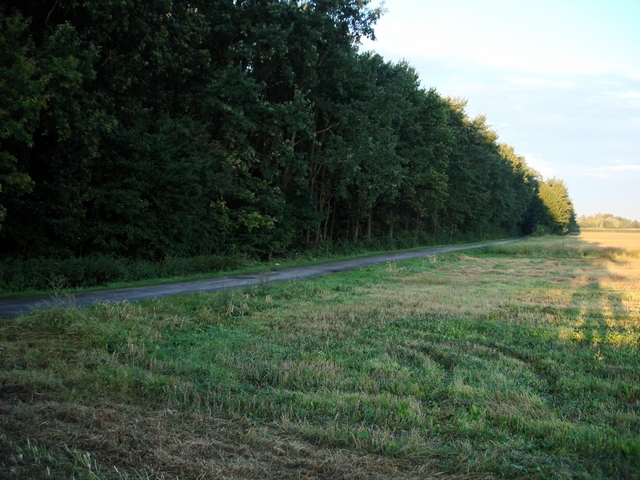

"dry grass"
[1,232,639,479]
[2,400,473,479]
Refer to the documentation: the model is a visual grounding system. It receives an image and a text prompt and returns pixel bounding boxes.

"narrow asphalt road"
[0,239,520,318]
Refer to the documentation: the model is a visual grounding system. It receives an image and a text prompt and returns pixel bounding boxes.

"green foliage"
[538,178,577,234]
[0,1,573,263]
[0,254,242,292]
[0,9,41,228]
[578,213,640,229]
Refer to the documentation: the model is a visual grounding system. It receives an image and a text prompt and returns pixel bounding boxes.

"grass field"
[1,232,639,479]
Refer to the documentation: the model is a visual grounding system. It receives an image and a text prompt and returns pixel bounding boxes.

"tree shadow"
[481,232,639,476]
[545,233,639,473]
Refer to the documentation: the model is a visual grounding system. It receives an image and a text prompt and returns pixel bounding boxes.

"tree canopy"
[578,213,640,229]
[0,1,576,261]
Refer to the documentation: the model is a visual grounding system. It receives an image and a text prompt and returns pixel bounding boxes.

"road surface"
[0,239,519,318]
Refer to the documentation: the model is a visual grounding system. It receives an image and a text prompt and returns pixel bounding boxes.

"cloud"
[581,164,640,178]
[359,0,640,221]
[523,154,556,178]
[618,92,640,99]
[607,165,640,171]
[361,1,640,77]
[507,77,576,89]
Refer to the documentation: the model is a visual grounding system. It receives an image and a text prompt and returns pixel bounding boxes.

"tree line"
[1,0,576,263]
[578,213,640,229]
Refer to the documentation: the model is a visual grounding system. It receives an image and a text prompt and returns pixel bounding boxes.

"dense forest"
[578,213,640,229]
[1,0,576,270]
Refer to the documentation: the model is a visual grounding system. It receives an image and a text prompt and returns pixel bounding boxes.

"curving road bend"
[0,239,520,318]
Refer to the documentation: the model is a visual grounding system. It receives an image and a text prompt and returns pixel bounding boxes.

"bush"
[0,254,243,293]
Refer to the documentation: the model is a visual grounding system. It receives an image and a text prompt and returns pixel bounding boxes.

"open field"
[1,232,639,479]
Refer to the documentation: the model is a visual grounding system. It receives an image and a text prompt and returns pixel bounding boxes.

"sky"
[359,0,640,221]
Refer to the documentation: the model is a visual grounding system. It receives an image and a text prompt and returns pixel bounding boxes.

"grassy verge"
[0,237,506,300]
[1,232,639,478]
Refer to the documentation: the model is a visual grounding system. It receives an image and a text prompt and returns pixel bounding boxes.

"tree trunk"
[330,204,336,241]
[323,202,330,242]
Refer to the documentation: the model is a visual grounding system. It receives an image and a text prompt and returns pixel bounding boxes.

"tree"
[498,144,538,235]
[0,0,571,262]
[577,213,640,229]
[538,178,576,234]
[0,10,41,229]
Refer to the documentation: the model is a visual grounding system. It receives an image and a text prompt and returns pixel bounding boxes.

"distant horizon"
[360,0,640,221]
[577,212,640,224]
[576,212,639,225]
[582,215,639,224]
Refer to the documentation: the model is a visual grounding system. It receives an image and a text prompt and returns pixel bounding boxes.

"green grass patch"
[1,236,639,478]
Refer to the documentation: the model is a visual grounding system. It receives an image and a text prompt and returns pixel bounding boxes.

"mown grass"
[1,232,639,478]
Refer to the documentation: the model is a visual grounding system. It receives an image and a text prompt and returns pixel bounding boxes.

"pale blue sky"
[360,0,640,221]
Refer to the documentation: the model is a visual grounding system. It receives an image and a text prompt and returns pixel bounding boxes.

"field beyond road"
[1,232,639,478]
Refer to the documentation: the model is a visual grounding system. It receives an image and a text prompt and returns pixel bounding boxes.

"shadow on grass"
[0,233,639,479]
[488,234,639,476]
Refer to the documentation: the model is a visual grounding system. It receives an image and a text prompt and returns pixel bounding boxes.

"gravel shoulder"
[0,239,519,318]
